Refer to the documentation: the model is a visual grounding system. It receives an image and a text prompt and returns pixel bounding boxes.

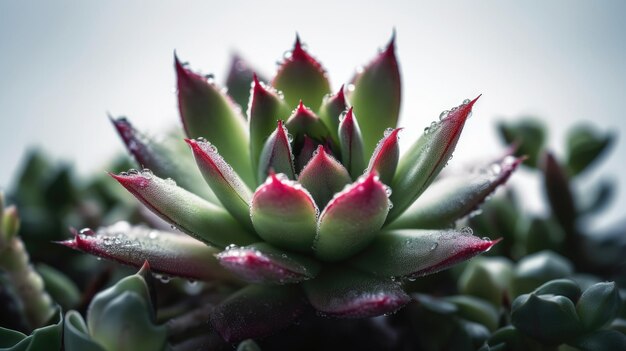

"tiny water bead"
[165,178,177,186]
[347,84,356,92]
[460,227,474,236]
[383,127,395,137]
[463,98,471,105]
[439,110,449,121]
[430,242,439,251]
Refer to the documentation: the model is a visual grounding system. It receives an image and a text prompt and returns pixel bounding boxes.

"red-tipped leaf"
[298,145,352,208]
[365,128,402,185]
[111,171,256,247]
[250,172,318,252]
[272,35,331,109]
[59,223,236,282]
[317,85,348,144]
[314,172,390,262]
[285,101,331,149]
[388,97,480,222]
[338,107,366,179]
[303,267,410,318]
[175,55,254,187]
[257,120,296,181]
[350,229,501,279]
[216,242,320,284]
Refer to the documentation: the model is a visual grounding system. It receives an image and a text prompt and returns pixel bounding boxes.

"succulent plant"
[58,33,523,342]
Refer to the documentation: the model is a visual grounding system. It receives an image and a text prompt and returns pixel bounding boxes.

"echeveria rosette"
[62,33,520,342]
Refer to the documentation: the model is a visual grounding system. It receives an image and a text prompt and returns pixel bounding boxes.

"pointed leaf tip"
[338,107,366,179]
[298,145,352,207]
[257,120,296,181]
[366,127,402,185]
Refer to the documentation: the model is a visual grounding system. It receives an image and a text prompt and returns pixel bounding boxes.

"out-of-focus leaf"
[512,293,582,344]
[36,264,81,310]
[497,118,546,168]
[63,310,106,351]
[579,178,614,216]
[576,282,621,331]
[337,107,366,179]
[541,152,577,232]
[0,311,62,351]
[458,257,513,307]
[445,295,499,331]
[565,124,614,177]
[224,54,263,112]
[571,329,626,351]
[317,86,347,145]
[511,250,574,297]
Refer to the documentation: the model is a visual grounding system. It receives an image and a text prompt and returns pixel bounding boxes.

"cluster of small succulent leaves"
[49,33,525,343]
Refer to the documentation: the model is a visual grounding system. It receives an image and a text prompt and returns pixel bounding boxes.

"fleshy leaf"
[295,135,317,172]
[317,85,348,145]
[110,116,217,202]
[388,97,479,222]
[365,128,402,185]
[314,172,390,262]
[111,172,256,247]
[248,75,291,179]
[350,229,500,279]
[338,107,366,179]
[298,145,352,208]
[216,242,320,284]
[224,54,263,112]
[175,55,254,187]
[64,311,106,351]
[272,35,331,110]
[497,118,546,168]
[541,152,576,232]
[303,266,410,318]
[257,120,296,181]
[565,124,614,177]
[250,172,318,252]
[186,138,253,229]
[285,101,331,150]
[210,285,306,343]
[60,223,236,282]
[389,155,523,229]
[347,33,401,156]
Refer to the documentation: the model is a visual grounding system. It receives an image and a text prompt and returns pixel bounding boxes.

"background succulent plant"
[54,34,516,342]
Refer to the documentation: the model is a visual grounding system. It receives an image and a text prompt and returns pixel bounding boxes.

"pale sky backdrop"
[1,1,625,230]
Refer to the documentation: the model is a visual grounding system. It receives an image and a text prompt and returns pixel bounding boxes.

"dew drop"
[287,133,294,143]
[439,110,449,121]
[148,231,158,239]
[481,236,491,241]
[460,227,474,236]
[384,128,394,137]
[429,242,439,251]
[140,168,153,179]
[463,98,471,104]
[347,84,356,92]
[165,178,177,186]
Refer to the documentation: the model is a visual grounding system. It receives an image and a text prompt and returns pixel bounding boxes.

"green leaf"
[303,266,410,318]
[350,229,500,279]
[109,116,218,203]
[365,128,401,186]
[337,107,366,179]
[63,311,106,351]
[511,250,574,297]
[111,172,257,247]
[347,33,401,156]
[511,293,582,344]
[541,152,577,232]
[566,124,614,177]
[533,279,581,302]
[60,223,236,282]
[445,295,499,331]
[248,76,291,180]
[210,285,306,343]
[458,257,513,307]
[389,155,522,229]
[298,145,352,208]
[175,55,254,187]
[186,138,253,229]
[0,311,62,351]
[314,172,390,262]
[237,339,262,351]
[317,86,347,145]
[388,97,479,223]
[284,101,331,151]
[576,282,621,331]
[250,173,318,252]
[217,242,320,284]
[497,118,546,168]
[257,121,296,181]
[571,329,626,351]
[272,35,331,110]
[36,263,81,310]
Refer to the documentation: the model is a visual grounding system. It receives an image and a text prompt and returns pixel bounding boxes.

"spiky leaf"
[365,128,401,185]
[338,107,366,179]
[257,121,296,181]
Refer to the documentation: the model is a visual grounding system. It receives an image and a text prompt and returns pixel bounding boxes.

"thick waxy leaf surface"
[338,107,366,179]
[365,128,401,185]
[175,56,254,187]
[248,76,290,178]
[285,101,331,149]
[388,97,479,222]
[298,145,352,208]
[110,116,217,202]
[111,172,256,247]
[186,138,252,228]
[257,121,296,181]
[317,85,348,144]
[350,229,500,279]
[303,267,410,318]
[348,34,401,156]
[314,172,390,262]
[216,242,320,284]
[272,36,331,109]
[251,173,318,252]
[295,135,317,172]
[224,54,262,111]
[64,311,106,351]
[390,155,523,229]
[60,223,235,282]
[210,285,306,343]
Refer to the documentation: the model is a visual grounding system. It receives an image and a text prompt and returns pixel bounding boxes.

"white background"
[1,1,625,230]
